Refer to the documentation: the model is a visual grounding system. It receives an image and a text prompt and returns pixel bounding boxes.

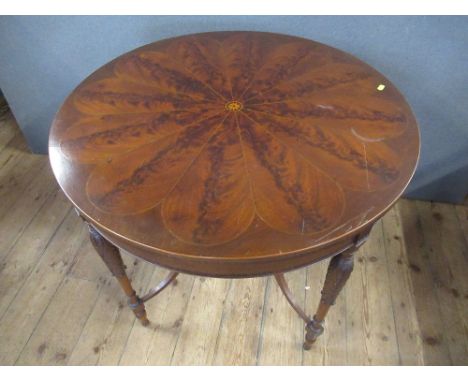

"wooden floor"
[0,111,467,366]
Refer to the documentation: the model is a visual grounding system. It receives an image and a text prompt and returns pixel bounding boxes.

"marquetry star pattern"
[58,32,409,245]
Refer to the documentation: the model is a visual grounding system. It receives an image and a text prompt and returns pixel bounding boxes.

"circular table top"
[49,31,419,269]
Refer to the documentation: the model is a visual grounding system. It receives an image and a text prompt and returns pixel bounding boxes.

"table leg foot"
[125,285,150,326]
[303,316,324,350]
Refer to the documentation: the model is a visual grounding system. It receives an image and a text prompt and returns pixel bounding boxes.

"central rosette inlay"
[59,33,409,247]
[225,100,243,112]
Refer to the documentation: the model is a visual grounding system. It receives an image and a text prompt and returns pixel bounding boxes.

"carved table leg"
[275,238,364,350]
[303,249,354,350]
[88,224,149,326]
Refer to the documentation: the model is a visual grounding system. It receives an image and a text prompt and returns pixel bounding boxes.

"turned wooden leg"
[303,250,354,350]
[88,224,149,326]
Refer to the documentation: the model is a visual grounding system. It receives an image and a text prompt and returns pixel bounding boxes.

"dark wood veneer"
[49,32,419,275]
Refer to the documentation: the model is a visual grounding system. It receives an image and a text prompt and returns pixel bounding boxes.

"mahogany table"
[49,31,420,350]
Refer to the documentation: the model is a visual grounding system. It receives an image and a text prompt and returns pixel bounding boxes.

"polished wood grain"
[49,31,419,277]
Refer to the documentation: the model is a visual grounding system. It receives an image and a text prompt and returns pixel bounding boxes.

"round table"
[49,31,420,349]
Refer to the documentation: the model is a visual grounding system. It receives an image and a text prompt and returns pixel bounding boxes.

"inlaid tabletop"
[49,31,419,261]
